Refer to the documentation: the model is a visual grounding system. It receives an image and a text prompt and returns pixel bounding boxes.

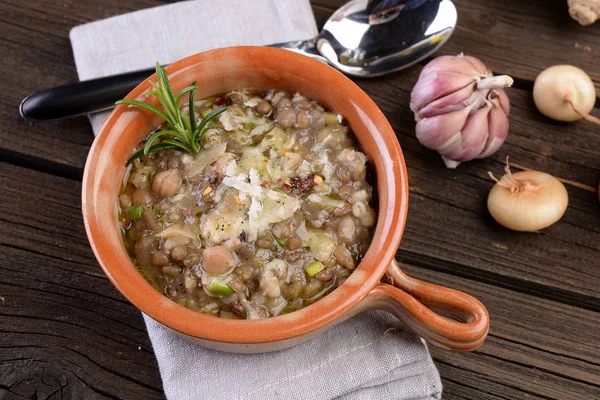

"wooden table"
[1,1,599,398]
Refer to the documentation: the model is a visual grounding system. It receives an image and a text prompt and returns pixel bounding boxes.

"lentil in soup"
[119,89,376,319]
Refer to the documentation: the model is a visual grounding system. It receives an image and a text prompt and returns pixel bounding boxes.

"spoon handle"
[19,42,329,122]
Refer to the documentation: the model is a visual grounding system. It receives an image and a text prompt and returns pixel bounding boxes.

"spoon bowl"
[318,0,457,77]
[276,0,458,77]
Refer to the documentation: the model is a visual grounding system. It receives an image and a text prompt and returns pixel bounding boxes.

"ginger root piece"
[568,0,600,25]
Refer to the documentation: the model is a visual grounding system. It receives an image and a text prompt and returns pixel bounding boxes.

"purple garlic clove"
[411,54,513,168]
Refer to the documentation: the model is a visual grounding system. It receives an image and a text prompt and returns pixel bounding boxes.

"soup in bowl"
[83,46,489,352]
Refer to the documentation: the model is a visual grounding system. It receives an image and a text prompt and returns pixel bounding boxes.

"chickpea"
[303,279,323,299]
[287,237,303,250]
[171,245,187,261]
[152,169,182,198]
[257,235,274,249]
[295,100,313,111]
[337,165,352,184]
[142,209,159,231]
[309,108,325,129]
[352,190,369,202]
[276,108,297,129]
[316,267,334,282]
[296,111,310,128]
[255,101,272,116]
[334,245,355,269]
[235,265,254,281]
[152,250,170,266]
[184,275,197,290]
[229,92,244,105]
[286,281,304,300]
[162,265,181,276]
[132,188,154,206]
[202,246,235,274]
[277,98,292,109]
[352,202,376,227]
[337,216,358,244]
[228,275,246,294]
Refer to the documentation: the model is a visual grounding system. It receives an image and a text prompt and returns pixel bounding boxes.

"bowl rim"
[82,46,409,344]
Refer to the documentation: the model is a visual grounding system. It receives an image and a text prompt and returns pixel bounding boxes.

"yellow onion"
[411,54,513,169]
[487,162,568,232]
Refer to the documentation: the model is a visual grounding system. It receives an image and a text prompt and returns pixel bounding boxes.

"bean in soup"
[119,90,376,319]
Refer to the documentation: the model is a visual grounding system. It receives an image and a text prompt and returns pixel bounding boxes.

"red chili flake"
[289,173,316,194]
[123,219,132,230]
[281,183,292,193]
[215,96,228,106]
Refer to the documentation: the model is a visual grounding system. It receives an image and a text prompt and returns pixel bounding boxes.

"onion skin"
[533,65,597,122]
[488,170,568,232]
[411,54,513,169]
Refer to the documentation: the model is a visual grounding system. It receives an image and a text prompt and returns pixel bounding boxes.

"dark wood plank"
[0,0,165,176]
[400,263,600,400]
[1,162,598,399]
[314,0,600,85]
[0,162,163,399]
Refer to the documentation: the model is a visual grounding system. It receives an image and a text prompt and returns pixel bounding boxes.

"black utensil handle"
[19,67,156,121]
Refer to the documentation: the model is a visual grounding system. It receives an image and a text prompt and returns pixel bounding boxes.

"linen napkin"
[70,1,442,399]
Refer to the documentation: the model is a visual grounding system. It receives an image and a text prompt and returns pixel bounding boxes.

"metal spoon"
[275,0,457,77]
[20,0,456,121]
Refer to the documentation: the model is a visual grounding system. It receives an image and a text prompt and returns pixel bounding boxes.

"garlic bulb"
[410,54,513,169]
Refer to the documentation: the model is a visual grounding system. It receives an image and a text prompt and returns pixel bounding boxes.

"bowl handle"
[361,260,489,351]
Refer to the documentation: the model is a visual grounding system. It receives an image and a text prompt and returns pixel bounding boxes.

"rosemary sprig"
[116,62,227,165]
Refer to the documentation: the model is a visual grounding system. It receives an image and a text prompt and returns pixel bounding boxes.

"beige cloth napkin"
[70,1,442,399]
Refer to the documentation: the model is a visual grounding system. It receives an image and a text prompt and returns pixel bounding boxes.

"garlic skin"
[411,54,513,169]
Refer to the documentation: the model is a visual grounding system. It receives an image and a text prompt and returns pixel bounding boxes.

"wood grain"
[401,263,600,400]
[1,0,600,399]
[0,162,164,399]
[314,0,600,85]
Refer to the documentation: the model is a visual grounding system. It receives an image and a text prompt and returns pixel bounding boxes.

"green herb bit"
[210,282,234,296]
[305,261,324,277]
[116,62,228,165]
[273,235,288,247]
[128,206,144,220]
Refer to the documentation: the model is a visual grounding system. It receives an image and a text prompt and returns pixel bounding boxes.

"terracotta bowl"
[83,46,489,353]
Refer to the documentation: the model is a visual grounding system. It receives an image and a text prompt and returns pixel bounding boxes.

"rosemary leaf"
[175,84,198,107]
[115,99,172,125]
[161,139,194,154]
[126,143,178,165]
[118,62,228,165]
[198,106,227,138]
[143,130,185,155]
